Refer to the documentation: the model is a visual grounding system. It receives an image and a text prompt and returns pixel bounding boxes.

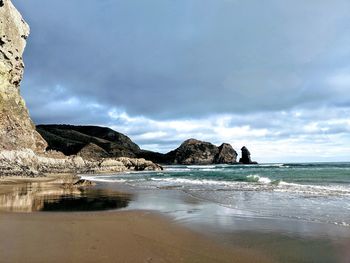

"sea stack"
[165,139,238,165]
[214,143,238,164]
[239,146,258,164]
[0,0,47,152]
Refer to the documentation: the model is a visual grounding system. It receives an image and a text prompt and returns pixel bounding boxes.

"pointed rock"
[239,146,258,164]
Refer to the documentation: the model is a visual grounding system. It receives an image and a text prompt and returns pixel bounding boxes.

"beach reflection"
[0,183,132,212]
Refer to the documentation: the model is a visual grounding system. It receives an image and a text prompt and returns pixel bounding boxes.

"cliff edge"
[0,0,47,152]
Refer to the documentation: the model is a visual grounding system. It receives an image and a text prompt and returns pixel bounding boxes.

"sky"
[13,0,350,163]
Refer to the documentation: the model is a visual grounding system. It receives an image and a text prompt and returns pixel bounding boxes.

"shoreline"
[1,174,350,262]
[0,176,273,262]
[0,177,274,263]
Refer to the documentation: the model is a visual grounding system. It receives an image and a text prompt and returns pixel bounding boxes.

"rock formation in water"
[239,146,258,164]
[0,0,47,152]
[0,1,162,176]
[164,139,238,165]
[215,143,238,164]
[165,139,219,165]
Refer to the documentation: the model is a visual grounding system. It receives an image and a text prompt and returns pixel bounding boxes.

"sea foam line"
[149,176,350,196]
[80,175,128,183]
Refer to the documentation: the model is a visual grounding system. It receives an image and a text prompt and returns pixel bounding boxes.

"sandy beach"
[0,210,273,263]
[1,176,350,263]
[0,177,278,263]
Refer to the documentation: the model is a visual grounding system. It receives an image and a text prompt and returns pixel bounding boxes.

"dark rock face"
[37,125,140,158]
[166,139,219,165]
[163,139,237,165]
[239,146,258,164]
[138,150,171,164]
[37,125,255,165]
[215,143,238,164]
[77,143,109,160]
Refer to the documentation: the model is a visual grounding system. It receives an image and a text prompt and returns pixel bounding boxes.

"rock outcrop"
[0,0,47,152]
[239,146,258,164]
[215,143,238,164]
[77,143,109,160]
[165,139,219,165]
[0,149,162,177]
[164,139,238,165]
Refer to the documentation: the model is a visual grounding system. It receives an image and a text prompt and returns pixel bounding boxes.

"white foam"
[202,168,223,171]
[80,175,127,183]
[258,177,272,184]
[259,164,284,167]
[83,172,350,197]
[246,175,272,184]
[187,165,217,169]
[164,168,192,172]
[151,177,232,186]
[148,176,350,197]
[276,181,350,196]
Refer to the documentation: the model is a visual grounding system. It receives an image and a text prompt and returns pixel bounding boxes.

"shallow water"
[0,183,132,212]
[1,170,350,262]
[99,182,350,263]
[83,162,350,227]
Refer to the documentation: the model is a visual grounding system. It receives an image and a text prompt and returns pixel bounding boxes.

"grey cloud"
[22,83,112,125]
[10,0,350,161]
[13,0,350,121]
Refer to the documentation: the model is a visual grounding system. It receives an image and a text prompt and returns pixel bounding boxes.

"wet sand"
[0,210,274,263]
[1,178,349,262]
[0,178,275,263]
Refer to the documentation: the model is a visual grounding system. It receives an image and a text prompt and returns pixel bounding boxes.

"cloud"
[23,85,350,162]
[11,0,350,162]
[14,0,350,116]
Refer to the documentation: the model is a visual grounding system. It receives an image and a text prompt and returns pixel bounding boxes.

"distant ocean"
[83,163,350,227]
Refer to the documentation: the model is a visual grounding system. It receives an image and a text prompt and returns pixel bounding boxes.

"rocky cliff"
[0,0,47,152]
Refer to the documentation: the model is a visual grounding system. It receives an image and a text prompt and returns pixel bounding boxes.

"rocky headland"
[37,125,257,165]
[36,124,140,159]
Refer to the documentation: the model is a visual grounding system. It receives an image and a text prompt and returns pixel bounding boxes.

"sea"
[2,162,350,261]
[83,162,350,227]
